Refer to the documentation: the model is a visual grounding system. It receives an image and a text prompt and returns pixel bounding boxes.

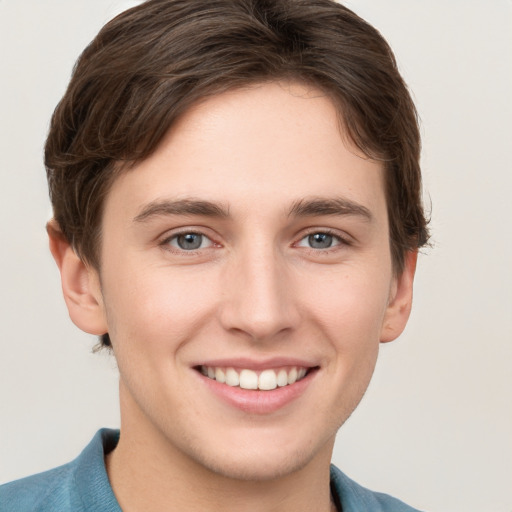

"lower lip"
[197,369,317,414]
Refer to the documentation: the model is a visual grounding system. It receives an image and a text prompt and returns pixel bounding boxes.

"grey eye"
[307,233,334,249]
[297,232,342,250]
[165,231,215,253]
[175,233,205,250]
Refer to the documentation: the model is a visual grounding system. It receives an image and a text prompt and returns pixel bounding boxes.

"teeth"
[277,369,288,387]
[225,367,240,387]
[200,365,310,390]
[215,367,226,384]
[239,369,258,390]
[258,369,277,390]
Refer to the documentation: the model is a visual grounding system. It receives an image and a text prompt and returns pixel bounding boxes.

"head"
[46,0,429,482]
[46,0,428,278]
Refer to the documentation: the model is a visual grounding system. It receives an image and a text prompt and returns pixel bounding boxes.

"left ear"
[380,250,418,343]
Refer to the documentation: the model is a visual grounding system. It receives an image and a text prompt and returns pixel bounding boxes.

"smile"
[199,366,309,391]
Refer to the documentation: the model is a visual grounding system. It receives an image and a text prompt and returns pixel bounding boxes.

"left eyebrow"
[133,198,230,223]
[288,197,373,222]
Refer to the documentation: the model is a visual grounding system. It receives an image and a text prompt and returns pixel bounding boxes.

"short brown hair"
[46,0,429,345]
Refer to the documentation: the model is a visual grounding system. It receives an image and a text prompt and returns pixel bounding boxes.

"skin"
[49,81,416,512]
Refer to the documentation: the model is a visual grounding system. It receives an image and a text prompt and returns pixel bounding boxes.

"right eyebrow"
[133,198,230,223]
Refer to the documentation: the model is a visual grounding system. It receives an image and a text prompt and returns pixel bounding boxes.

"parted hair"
[45,0,429,347]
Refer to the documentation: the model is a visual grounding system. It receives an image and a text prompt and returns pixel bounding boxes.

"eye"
[167,232,213,251]
[297,232,342,250]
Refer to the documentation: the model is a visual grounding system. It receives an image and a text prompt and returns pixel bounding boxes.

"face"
[67,82,415,481]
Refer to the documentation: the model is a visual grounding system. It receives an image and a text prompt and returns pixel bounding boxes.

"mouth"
[193,358,320,413]
[196,365,313,391]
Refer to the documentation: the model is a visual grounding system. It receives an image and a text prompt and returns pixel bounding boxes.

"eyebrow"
[133,198,230,222]
[133,196,372,223]
[288,197,373,222]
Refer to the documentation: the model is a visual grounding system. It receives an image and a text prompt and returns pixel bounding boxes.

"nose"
[218,242,300,342]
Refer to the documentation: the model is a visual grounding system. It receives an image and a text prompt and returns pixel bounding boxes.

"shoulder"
[330,465,425,512]
[0,461,80,512]
[0,429,120,512]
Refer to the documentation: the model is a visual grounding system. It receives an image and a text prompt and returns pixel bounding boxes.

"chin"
[195,448,315,482]
[182,430,333,482]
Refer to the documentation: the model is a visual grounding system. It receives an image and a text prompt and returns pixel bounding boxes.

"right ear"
[47,219,108,335]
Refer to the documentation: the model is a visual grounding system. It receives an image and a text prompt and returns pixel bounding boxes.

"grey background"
[1,1,511,511]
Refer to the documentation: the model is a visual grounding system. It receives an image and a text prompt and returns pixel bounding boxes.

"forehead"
[105,81,386,223]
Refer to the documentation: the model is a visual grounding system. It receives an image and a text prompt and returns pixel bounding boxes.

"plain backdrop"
[0,1,511,511]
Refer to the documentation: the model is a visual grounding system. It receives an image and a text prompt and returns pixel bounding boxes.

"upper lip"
[192,357,319,371]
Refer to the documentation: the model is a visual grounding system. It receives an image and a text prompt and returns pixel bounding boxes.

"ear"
[380,251,418,343]
[47,220,108,335]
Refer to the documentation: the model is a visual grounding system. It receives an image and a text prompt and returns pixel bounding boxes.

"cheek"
[303,267,391,337]
[102,263,218,354]
[297,265,391,388]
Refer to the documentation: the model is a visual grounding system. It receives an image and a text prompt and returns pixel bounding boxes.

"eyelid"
[294,228,353,249]
[156,225,352,256]
[158,227,221,253]
[169,233,214,250]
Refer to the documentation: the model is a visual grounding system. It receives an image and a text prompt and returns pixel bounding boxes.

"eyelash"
[295,229,352,253]
[160,230,218,255]
[159,227,351,256]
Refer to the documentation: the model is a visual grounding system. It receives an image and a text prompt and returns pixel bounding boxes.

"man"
[0,0,429,510]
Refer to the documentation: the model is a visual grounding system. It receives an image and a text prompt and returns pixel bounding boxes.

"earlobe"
[47,220,108,336]
[380,251,418,343]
